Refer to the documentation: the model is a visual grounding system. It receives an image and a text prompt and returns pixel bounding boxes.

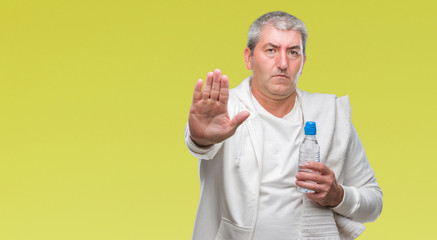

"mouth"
[273,74,289,79]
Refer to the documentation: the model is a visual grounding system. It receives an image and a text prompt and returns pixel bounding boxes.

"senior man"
[185,11,382,240]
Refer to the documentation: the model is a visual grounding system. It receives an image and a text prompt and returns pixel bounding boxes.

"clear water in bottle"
[298,121,320,193]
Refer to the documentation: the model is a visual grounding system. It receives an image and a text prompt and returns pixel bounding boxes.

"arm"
[184,124,223,160]
[185,69,250,158]
[330,124,383,223]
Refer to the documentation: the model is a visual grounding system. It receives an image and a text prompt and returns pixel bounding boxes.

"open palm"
[188,69,250,147]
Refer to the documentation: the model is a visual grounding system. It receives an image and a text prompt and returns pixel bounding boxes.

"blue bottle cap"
[304,121,317,135]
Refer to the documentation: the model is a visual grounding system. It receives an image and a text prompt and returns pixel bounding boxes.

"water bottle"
[298,121,320,193]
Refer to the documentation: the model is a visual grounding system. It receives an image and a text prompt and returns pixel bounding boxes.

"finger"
[219,75,229,104]
[306,186,344,207]
[192,79,203,103]
[202,72,213,100]
[295,180,320,193]
[210,69,222,100]
[302,162,331,175]
[229,111,250,131]
[296,172,324,184]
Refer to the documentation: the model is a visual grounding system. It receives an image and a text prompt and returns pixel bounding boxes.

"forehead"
[258,24,302,47]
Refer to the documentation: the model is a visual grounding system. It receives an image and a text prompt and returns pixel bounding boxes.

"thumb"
[229,111,250,131]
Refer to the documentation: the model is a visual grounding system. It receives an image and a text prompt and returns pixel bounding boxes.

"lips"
[273,74,289,79]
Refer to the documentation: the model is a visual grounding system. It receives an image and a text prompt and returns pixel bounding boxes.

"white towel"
[298,89,365,240]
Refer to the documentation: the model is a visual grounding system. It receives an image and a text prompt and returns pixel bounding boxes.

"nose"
[276,50,288,70]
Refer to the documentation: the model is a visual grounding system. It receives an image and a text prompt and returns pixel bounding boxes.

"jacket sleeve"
[331,124,383,223]
[184,123,223,160]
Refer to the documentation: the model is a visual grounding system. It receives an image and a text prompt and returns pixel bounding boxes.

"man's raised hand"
[188,69,250,147]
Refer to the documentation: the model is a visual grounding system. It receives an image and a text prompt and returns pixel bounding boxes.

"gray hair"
[247,11,308,56]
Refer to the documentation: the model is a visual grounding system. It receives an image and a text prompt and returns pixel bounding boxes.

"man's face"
[244,24,305,101]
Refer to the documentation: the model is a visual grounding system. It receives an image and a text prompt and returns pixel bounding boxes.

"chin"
[269,83,293,93]
[269,89,295,99]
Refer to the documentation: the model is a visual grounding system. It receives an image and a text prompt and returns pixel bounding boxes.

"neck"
[251,87,296,118]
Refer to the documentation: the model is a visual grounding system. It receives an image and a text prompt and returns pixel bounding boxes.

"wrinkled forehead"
[258,24,303,48]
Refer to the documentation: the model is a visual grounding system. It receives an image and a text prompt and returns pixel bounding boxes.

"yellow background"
[1,0,436,239]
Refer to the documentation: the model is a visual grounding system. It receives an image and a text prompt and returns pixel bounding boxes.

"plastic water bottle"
[298,121,320,193]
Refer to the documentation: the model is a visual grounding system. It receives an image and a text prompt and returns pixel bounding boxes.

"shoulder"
[298,88,351,112]
[336,95,352,115]
[299,88,336,102]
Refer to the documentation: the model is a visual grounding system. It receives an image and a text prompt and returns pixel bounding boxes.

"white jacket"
[185,77,383,240]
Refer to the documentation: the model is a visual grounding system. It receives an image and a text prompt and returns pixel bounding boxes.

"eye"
[266,48,276,54]
[289,50,299,55]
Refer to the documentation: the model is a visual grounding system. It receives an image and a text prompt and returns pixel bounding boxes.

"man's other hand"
[188,69,250,147]
[295,162,344,207]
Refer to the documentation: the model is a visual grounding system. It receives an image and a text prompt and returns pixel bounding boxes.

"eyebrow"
[264,43,301,50]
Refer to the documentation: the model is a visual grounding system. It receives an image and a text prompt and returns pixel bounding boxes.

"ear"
[300,54,307,75]
[244,47,252,70]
